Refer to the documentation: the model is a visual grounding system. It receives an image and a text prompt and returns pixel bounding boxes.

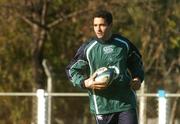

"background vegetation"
[0,0,179,123]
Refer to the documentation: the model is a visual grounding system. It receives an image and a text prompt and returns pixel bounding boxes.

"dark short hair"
[93,10,113,25]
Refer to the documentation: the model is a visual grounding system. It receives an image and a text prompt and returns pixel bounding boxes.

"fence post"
[139,81,146,124]
[158,90,167,124]
[42,59,52,124]
[37,89,46,124]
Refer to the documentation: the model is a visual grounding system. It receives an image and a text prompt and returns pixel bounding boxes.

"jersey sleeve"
[65,43,89,88]
[127,42,144,82]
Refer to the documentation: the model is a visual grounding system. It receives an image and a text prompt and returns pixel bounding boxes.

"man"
[66,10,144,124]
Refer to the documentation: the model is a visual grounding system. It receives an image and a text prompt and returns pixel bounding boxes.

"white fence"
[0,90,179,124]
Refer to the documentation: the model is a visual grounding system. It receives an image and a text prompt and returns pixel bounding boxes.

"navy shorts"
[95,109,138,124]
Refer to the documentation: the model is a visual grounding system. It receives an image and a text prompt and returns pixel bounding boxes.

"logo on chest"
[103,46,114,54]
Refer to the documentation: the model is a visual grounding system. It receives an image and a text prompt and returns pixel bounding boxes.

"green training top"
[66,34,144,115]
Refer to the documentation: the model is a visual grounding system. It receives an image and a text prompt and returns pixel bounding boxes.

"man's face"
[93,17,112,40]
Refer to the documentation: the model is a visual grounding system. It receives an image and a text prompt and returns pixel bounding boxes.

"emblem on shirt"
[103,46,113,54]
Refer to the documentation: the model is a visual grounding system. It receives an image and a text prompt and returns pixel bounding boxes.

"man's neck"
[95,33,113,44]
[102,32,112,41]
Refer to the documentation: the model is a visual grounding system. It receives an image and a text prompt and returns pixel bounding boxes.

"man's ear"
[109,23,113,28]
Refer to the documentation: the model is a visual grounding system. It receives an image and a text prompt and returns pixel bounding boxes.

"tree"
[0,0,92,123]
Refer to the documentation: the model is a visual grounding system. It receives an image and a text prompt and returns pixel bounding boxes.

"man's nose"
[97,26,101,31]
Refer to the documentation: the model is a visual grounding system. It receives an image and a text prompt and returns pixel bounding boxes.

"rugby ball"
[95,67,115,85]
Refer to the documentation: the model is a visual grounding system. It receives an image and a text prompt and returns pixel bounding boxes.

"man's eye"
[100,24,106,26]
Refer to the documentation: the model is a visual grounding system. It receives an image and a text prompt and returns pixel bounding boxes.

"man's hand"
[130,77,141,90]
[84,72,109,90]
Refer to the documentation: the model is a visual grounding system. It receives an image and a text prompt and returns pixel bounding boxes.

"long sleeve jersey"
[66,34,144,115]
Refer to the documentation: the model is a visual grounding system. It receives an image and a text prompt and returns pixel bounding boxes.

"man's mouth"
[97,32,102,35]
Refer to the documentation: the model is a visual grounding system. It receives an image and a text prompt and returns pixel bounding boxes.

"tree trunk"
[32,27,46,89]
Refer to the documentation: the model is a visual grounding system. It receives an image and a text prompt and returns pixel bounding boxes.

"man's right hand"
[84,72,109,90]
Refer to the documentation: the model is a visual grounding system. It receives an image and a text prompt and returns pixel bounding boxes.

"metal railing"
[0,92,179,97]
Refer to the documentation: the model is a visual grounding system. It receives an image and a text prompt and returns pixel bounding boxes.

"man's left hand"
[130,77,141,90]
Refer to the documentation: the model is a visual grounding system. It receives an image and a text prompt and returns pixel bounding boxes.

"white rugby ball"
[95,67,115,85]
